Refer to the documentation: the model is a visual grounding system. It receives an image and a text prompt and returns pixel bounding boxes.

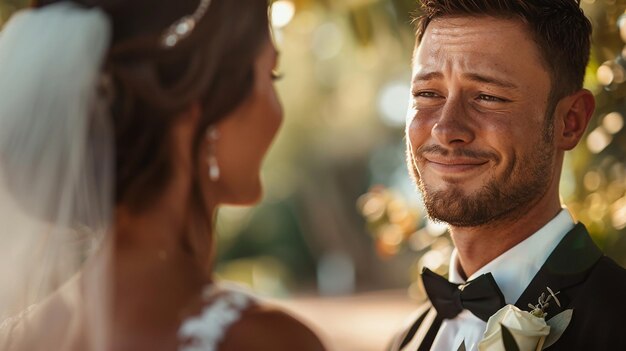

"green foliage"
[566,1,626,267]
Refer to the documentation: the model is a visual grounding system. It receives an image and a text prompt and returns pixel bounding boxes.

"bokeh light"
[271,0,296,29]
[603,112,624,134]
[378,81,411,127]
[586,127,612,153]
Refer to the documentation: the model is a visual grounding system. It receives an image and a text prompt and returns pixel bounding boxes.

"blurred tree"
[567,0,626,268]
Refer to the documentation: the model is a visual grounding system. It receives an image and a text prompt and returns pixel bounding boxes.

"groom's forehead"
[413,14,535,52]
[411,16,548,81]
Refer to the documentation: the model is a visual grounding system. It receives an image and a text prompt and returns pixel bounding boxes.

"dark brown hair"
[413,0,592,109]
[34,0,270,212]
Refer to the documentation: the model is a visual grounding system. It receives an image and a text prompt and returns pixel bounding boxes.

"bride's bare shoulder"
[220,304,327,351]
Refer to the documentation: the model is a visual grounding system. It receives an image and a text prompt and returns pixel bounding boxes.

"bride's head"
[100,0,281,210]
[0,0,282,274]
[33,0,282,214]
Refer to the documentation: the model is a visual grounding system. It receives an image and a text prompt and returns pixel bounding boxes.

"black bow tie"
[421,267,505,322]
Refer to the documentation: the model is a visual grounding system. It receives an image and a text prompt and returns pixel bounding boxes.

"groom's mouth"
[423,156,489,175]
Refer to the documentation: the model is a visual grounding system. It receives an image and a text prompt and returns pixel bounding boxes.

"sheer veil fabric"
[0,2,113,350]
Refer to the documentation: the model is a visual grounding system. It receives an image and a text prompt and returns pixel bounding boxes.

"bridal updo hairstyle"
[33,0,270,213]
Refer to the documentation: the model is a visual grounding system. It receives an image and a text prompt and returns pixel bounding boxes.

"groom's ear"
[554,89,595,151]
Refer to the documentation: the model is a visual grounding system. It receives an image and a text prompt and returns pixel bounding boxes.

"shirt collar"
[448,208,575,304]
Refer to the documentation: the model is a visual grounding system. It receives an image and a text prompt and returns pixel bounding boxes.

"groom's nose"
[431,95,475,147]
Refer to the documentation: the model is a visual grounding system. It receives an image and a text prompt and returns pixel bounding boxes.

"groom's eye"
[414,91,440,98]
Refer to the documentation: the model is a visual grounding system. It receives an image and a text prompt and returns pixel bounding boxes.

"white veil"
[0,2,113,350]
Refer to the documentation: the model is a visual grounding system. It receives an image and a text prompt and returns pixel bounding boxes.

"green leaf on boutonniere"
[457,340,466,351]
[542,309,574,349]
[501,324,521,351]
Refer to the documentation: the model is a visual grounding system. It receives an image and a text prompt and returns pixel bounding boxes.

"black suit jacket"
[390,223,626,350]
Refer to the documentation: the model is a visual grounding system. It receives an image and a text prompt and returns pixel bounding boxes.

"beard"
[406,134,555,228]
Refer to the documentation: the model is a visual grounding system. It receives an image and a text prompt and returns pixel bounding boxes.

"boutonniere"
[475,287,573,351]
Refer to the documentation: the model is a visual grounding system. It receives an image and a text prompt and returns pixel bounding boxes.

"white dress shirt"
[429,209,576,351]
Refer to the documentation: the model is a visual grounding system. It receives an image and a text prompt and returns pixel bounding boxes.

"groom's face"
[406,15,559,227]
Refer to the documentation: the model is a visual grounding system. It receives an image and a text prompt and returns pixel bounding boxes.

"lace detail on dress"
[0,304,36,331]
[178,284,252,351]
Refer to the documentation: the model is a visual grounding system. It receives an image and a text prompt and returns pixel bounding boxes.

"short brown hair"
[414,0,592,104]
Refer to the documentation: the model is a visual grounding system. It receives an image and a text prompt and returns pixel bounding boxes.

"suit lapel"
[390,302,431,350]
[514,223,602,318]
[390,301,445,351]
[401,306,439,351]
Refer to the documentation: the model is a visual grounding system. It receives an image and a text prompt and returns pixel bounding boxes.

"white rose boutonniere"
[478,305,549,350]
[477,288,573,351]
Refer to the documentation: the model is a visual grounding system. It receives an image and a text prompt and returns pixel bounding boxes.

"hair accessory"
[206,127,220,181]
[161,0,213,48]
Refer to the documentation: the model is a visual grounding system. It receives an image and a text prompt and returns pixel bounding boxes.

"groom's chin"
[421,188,492,228]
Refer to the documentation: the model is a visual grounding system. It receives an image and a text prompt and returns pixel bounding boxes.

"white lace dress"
[0,284,254,351]
[178,284,255,351]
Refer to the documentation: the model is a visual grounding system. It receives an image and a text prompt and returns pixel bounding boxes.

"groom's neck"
[449,198,562,278]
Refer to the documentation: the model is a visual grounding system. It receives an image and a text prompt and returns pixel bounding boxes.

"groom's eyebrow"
[462,72,518,89]
[412,71,443,83]
[413,70,519,90]
[413,71,519,93]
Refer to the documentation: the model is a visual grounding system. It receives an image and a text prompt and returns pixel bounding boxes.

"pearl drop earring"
[206,127,220,181]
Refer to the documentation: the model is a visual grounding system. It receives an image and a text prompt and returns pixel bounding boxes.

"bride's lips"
[424,156,489,174]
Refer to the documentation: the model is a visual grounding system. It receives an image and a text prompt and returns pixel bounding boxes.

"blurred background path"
[276,289,419,351]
